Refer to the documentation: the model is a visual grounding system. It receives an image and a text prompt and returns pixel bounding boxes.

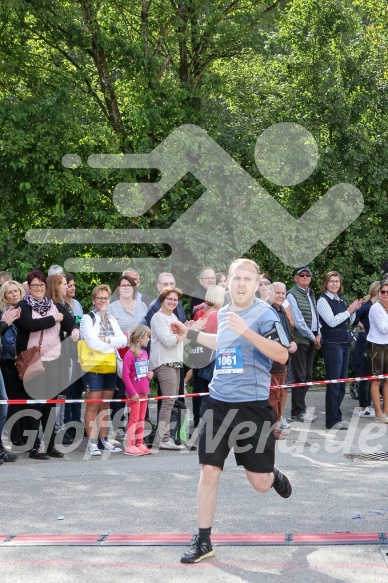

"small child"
[122,324,154,456]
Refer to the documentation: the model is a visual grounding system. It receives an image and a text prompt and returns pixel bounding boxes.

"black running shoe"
[180,535,215,564]
[272,466,292,498]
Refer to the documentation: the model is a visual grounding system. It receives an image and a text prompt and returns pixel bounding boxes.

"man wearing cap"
[286,266,320,422]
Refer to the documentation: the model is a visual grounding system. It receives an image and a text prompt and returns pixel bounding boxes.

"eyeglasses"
[201,276,216,281]
[119,285,133,289]
[380,290,388,295]
[328,280,340,284]
[95,297,110,301]
[30,283,45,288]
[298,273,311,278]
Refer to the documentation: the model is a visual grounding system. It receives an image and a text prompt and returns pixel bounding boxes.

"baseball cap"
[294,266,312,276]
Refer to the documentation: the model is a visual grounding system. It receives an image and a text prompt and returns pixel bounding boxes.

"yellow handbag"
[77,340,116,374]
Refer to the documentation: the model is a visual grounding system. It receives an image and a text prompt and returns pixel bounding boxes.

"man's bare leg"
[245,467,292,498]
[197,464,222,527]
[181,464,220,563]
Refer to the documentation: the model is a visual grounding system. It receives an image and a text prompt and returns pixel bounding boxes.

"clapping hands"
[1,307,21,326]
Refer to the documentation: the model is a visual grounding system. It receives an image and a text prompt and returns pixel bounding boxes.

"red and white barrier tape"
[1,374,387,405]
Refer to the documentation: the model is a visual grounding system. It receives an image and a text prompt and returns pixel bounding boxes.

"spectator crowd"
[0,260,387,467]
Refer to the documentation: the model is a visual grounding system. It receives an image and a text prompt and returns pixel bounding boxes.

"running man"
[172,258,292,564]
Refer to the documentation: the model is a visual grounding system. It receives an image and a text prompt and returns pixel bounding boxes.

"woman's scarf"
[24,293,53,317]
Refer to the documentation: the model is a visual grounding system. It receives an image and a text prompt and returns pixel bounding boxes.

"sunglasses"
[298,273,311,278]
[380,290,388,295]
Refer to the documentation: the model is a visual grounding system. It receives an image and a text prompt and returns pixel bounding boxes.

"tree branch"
[141,0,149,58]
[78,0,131,150]
[157,54,173,79]
[262,0,286,15]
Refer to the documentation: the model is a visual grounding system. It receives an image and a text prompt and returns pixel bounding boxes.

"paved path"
[1,388,388,582]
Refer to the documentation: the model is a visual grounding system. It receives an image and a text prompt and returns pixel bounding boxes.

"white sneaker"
[298,412,318,423]
[89,442,102,456]
[279,416,291,429]
[159,438,185,450]
[358,407,375,417]
[98,438,122,452]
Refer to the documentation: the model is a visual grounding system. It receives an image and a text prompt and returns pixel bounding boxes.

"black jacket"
[15,299,77,355]
[189,285,207,319]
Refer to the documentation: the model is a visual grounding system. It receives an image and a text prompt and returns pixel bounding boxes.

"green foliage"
[0,0,387,311]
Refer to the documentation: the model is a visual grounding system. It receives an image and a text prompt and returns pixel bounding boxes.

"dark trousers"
[192,369,210,427]
[321,342,350,427]
[64,376,84,424]
[1,359,33,445]
[110,377,126,431]
[291,342,316,417]
[25,359,61,450]
[352,334,371,408]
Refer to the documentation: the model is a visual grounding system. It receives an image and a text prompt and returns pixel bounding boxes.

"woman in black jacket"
[0,302,21,462]
[15,270,77,460]
[0,280,26,453]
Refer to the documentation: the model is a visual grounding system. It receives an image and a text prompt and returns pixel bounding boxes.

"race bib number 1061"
[215,347,243,374]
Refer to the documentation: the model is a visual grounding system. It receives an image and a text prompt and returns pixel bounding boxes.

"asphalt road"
[1,388,388,583]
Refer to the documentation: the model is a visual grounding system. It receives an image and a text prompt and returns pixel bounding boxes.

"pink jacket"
[122,349,150,396]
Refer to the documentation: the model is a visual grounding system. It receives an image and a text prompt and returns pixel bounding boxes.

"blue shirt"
[209,298,280,403]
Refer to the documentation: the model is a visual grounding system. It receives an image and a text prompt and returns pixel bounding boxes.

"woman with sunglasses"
[353,281,380,416]
[366,280,388,423]
[317,271,361,429]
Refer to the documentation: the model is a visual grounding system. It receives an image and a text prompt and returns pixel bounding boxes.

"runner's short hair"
[228,259,260,278]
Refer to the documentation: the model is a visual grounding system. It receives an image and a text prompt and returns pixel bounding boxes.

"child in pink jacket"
[122,324,154,456]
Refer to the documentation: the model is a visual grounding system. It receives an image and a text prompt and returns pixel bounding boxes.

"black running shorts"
[198,396,277,472]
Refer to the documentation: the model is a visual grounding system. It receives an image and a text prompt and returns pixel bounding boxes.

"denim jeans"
[0,371,8,446]
[352,333,371,408]
[64,377,84,425]
[321,341,350,427]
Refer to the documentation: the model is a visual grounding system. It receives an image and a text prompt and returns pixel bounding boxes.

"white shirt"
[317,292,355,328]
[287,286,319,340]
[80,312,127,353]
[367,302,388,344]
[149,311,183,369]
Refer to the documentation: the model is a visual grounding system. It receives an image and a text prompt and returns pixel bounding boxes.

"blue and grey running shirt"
[209,298,281,403]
